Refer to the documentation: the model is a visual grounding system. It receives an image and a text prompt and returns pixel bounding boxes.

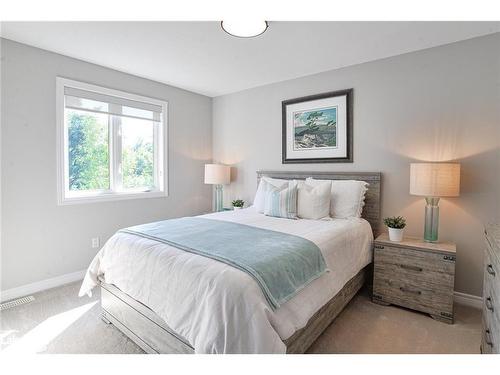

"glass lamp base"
[214,185,224,212]
[424,197,440,242]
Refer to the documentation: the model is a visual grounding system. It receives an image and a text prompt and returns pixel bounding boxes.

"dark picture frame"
[282,89,353,164]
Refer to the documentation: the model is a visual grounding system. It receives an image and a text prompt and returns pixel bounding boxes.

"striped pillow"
[264,181,298,219]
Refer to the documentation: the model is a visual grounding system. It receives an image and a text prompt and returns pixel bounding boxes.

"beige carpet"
[307,291,481,354]
[0,281,481,354]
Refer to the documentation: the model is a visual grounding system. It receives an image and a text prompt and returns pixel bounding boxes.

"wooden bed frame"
[99,171,382,354]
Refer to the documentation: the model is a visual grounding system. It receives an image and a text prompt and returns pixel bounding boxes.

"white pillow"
[306,178,368,218]
[253,177,289,213]
[297,180,331,219]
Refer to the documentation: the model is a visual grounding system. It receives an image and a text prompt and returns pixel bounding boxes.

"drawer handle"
[487,264,496,277]
[485,329,493,347]
[400,287,422,295]
[486,297,494,312]
[374,245,385,250]
[443,255,455,261]
[400,264,423,272]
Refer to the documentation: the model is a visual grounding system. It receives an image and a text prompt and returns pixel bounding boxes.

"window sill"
[57,190,168,206]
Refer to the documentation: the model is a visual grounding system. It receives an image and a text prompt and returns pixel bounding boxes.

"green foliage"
[122,138,154,189]
[231,199,244,208]
[68,111,154,191]
[383,216,407,229]
[68,112,109,190]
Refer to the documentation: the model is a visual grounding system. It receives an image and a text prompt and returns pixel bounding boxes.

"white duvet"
[79,208,373,353]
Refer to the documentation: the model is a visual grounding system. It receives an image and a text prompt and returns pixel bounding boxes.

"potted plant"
[383,216,406,242]
[232,199,244,210]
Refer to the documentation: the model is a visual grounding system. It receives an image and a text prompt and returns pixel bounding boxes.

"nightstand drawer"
[374,276,454,317]
[374,261,454,294]
[374,244,455,281]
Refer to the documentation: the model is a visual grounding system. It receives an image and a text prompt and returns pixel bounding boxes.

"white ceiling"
[1,21,499,97]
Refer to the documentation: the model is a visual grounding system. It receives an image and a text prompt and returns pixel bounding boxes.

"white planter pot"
[388,227,404,242]
[233,206,242,210]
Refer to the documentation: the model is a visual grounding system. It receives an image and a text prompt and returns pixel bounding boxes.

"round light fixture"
[221,20,268,38]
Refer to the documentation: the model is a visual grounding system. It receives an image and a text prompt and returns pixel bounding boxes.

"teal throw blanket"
[119,217,327,310]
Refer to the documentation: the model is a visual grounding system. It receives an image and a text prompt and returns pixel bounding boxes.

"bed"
[80,171,381,354]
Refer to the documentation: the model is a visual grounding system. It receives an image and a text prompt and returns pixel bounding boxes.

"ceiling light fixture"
[221,20,268,38]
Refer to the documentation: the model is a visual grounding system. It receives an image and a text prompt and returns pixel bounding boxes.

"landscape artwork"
[293,106,337,150]
[282,88,352,163]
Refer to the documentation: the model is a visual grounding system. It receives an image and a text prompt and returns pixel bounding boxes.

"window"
[56,78,167,204]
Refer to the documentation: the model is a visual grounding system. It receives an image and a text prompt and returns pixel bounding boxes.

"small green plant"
[383,216,406,229]
[232,199,244,208]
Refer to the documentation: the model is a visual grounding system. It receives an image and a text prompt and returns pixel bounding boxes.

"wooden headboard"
[257,170,382,236]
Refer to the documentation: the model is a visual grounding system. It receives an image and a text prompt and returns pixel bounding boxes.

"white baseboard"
[0,269,86,303]
[454,291,482,309]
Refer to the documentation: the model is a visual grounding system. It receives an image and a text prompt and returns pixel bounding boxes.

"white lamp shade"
[410,163,460,197]
[204,164,230,185]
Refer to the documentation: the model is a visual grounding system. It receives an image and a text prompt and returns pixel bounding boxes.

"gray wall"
[213,33,500,297]
[1,39,213,291]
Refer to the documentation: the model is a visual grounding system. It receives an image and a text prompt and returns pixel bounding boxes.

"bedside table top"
[374,233,456,255]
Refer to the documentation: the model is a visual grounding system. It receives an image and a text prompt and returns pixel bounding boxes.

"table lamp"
[410,163,460,242]
[204,164,231,212]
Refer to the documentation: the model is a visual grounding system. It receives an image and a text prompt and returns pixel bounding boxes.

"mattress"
[80,208,373,353]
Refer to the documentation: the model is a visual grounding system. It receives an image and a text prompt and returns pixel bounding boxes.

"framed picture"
[282,89,353,163]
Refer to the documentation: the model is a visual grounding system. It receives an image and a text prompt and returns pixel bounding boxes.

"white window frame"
[56,77,168,205]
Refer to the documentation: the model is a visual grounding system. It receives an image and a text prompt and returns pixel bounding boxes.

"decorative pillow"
[253,177,289,213]
[306,178,368,218]
[297,180,331,219]
[264,181,298,219]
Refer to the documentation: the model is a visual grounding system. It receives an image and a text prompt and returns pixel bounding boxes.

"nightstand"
[372,233,456,324]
